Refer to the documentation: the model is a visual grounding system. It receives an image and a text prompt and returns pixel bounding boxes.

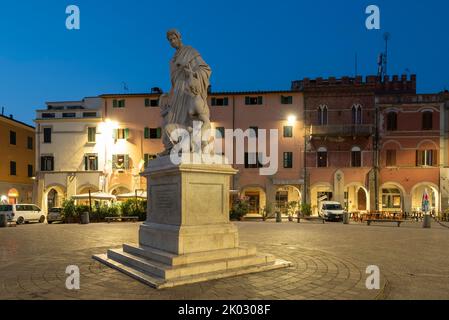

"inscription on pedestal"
[150,184,179,224]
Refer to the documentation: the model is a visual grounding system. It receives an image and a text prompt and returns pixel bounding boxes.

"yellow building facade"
[0,114,35,204]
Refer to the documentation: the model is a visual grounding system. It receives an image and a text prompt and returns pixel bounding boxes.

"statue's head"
[167,29,182,49]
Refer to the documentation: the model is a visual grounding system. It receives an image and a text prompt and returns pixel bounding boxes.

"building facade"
[0,114,35,204]
[35,90,305,217]
[33,76,449,218]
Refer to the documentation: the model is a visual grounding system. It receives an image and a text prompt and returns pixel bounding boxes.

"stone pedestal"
[93,155,291,289]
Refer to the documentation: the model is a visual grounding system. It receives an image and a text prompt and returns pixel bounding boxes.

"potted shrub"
[230,196,250,221]
[261,202,274,222]
[61,199,78,224]
[287,201,299,222]
[300,203,312,217]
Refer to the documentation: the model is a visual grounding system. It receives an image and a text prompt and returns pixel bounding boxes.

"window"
[42,113,55,118]
[41,156,54,171]
[113,154,130,170]
[283,152,293,168]
[352,104,362,125]
[416,150,437,167]
[43,128,52,143]
[215,127,225,139]
[144,127,162,139]
[211,97,229,106]
[113,128,130,140]
[283,126,293,138]
[62,113,76,118]
[145,98,159,107]
[422,111,433,130]
[382,189,402,209]
[10,161,16,176]
[318,105,328,125]
[386,150,397,167]
[144,154,157,168]
[386,112,398,131]
[249,126,258,138]
[88,127,96,143]
[245,96,263,105]
[27,137,33,150]
[317,147,328,168]
[84,154,98,171]
[149,128,162,139]
[83,112,97,118]
[10,131,16,145]
[28,165,33,178]
[244,153,263,169]
[351,147,362,167]
[113,99,126,108]
[281,96,293,105]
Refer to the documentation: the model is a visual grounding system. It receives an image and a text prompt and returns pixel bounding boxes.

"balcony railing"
[310,125,374,137]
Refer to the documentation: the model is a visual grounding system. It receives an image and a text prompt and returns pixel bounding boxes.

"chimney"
[9,114,13,119]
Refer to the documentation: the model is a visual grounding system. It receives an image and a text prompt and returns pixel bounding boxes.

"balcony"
[310,125,373,137]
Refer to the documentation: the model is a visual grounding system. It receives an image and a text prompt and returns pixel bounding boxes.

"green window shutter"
[95,157,98,171]
[124,128,130,140]
[157,128,162,139]
[112,155,117,169]
[144,154,149,168]
[224,97,229,106]
[258,96,263,105]
[113,100,118,108]
[112,129,117,140]
[145,99,150,107]
[124,155,130,169]
[84,156,88,171]
[144,127,149,139]
[245,97,250,105]
[211,98,216,106]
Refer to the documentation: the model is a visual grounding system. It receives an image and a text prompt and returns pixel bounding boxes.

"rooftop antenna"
[122,82,129,93]
[383,32,391,77]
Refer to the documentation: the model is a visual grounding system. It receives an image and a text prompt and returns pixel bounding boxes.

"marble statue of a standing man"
[159,29,213,156]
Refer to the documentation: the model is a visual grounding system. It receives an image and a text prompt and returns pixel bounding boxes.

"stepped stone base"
[93,244,291,289]
[93,155,291,289]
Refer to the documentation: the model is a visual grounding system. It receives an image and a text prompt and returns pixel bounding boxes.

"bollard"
[422,214,432,229]
[80,212,90,225]
[0,213,7,228]
[276,212,282,223]
[343,212,350,225]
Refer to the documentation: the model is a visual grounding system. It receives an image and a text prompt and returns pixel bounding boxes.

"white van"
[0,204,45,225]
[319,201,346,222]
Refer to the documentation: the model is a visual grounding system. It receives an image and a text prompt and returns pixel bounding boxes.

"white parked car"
[0,204,46,225]
[319,201,346,222]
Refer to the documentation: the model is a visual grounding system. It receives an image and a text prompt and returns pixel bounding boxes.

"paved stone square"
[1,220,448,300]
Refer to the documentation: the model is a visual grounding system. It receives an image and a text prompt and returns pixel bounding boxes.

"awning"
[72,192,116,201]
[116,191,147,199]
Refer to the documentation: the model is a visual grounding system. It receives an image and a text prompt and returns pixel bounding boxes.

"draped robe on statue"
[166,45,211,135]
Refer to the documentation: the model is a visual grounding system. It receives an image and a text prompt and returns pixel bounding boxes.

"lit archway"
[411,182,439,214]
[310,183,333,216]
[380,182,405,212]
[240,186,266,216]
[7,188,19,204]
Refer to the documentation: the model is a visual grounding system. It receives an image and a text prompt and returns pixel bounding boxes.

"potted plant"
[261,202,273,222]
[230,196,250,221]
[61,199,78,224]
[287,201,299,222]
[300,203,312,217]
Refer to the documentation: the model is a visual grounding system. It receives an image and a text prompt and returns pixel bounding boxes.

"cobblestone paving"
[1,221,448,300]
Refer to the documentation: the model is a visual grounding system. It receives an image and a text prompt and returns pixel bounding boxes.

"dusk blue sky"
[1,0,448,125]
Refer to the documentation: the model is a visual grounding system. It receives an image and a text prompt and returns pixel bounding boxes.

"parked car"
[47,207,63,224]
[0,204,45,225]
[319,201,346,222]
